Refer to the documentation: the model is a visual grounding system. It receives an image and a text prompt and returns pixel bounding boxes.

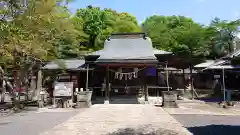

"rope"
[108,67,146,74]
[109,67,147,80]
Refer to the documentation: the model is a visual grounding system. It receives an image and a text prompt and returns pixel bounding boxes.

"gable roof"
[199,48,240,70]
[201,60,228,70]
[194,60,215,68]
[98,37,157,60]
[88,33,172,64]
[42,59,86,70]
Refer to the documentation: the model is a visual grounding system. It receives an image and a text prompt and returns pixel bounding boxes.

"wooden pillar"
[156,65,159,86]
[222,68,226,101]
[182,69,186,91]
[156,66,159,97]
[190,65,194,99]
[86,64,89,91]
[144,67,148,102]
[144,85,148,102]
[78,72,81,90]
[166,63,170,91]
[105,66,110,104]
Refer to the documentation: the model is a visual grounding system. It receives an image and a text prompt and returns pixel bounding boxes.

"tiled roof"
[42,59,86,70]
[97,37,157,60]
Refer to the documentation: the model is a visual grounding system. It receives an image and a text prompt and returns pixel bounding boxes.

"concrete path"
[0,108,79,135]
[40,104,191,135]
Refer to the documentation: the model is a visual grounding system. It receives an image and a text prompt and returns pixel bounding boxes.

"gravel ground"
[173,114,240,135]
[0,108,79,135]
[41,104,191,135]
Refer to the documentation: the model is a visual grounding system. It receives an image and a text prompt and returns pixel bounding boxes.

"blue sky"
[69,0,240,25]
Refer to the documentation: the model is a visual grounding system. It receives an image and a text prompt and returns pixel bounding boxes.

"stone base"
[62,99,72,108]
[104,100,109,105]
[144,101,149,104]
[162,101,178,108]
[138,96,162,105]
[75,101,92,108]
[183,90,195,99]
[38,101,44,108]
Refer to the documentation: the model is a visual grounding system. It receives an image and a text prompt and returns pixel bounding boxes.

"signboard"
[57,75,77,80]
[57,75,71,80]
[53,82,73,97]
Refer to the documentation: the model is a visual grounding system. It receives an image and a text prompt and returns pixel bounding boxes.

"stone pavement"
[165,102,240,116]
[40,104,192,135]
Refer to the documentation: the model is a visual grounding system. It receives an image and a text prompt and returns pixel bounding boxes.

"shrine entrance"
[108,67,145,97]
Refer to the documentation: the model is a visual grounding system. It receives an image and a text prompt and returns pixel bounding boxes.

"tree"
[142,15,209,58]
[112,13,141,33]
[0,0,80,108]
[209,17,240,57]
[75,6,109,48]
[74,6,141,49]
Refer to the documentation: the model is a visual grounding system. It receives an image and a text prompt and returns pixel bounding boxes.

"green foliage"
[209,17,240,57]
[74,6,141,49]
[142,15,240,59]
[142,15,208,58]
[1,2,240,68]
[0,0,82,67]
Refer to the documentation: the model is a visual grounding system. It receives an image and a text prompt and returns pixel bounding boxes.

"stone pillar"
[39,90,45,108]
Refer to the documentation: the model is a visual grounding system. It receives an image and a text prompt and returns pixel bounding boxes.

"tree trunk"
[36,69,43,107]
[1,80,6,103]
[14,70,21,109]
[89,35,97,47]
[30,76,37,101]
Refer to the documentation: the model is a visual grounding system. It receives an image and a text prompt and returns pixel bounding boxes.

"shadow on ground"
[105,125,178,135]
[196,97,223,103]
[188,125,240,135]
